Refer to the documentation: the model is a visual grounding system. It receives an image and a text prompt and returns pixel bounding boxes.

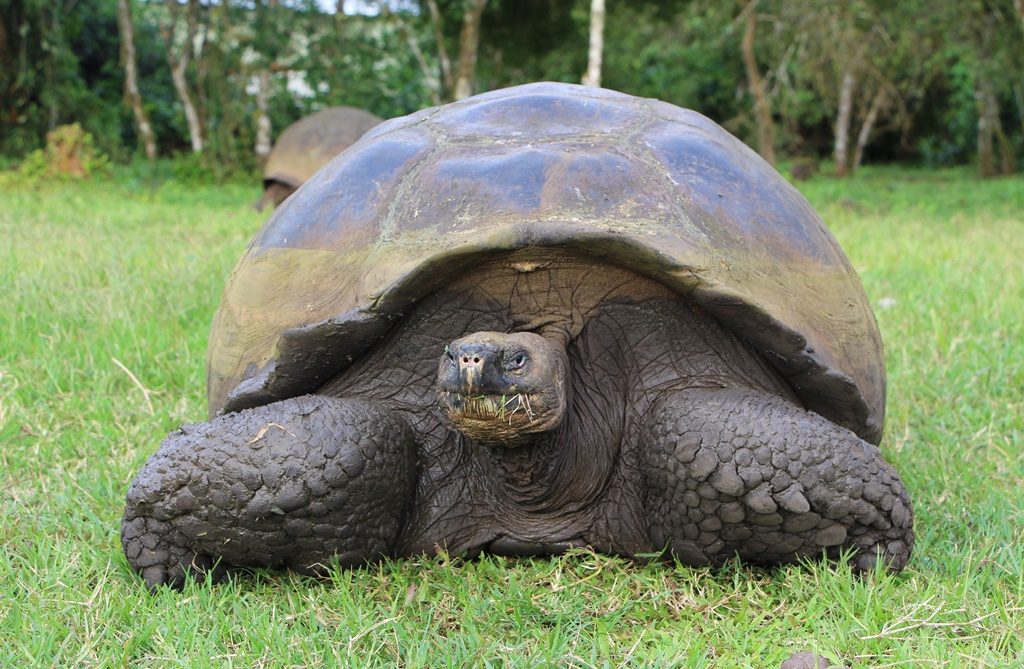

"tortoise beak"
[451,342,501,393]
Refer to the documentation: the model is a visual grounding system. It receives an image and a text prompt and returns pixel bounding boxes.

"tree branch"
[426,0,454,99]
[453,0,488,100]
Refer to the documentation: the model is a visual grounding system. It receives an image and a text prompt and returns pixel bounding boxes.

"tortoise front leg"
[641,389,913,572]
[121,395,416,590]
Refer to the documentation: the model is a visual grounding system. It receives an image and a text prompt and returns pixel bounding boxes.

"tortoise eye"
[444,345,454,361]
[508,353,527,370]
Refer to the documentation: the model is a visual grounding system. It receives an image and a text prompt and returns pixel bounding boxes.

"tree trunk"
[171,65,203,154]
[988,88,1016,175]
[976,80,996,177]
[426,0,454,99]
[116,0,156,160]
[405,28,442,105]
[740,2,776,165]
[453,0,488,101]
[334,0,347,33]
[164,0,203,153]
[833,63,856,177]
[254,69,272,163]
[581,0,605,88]
[852,86,886,173]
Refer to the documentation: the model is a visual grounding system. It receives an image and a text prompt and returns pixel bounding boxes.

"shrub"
[16,123,112,185]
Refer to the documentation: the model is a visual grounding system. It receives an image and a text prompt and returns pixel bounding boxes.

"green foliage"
[14,123,111,186]
[601,3,740,125]
[1,169,1023,665]
[297,11,435,119]
[915,60,977,166]
[2,0,1023,173]
[476,0,588,86]
[0,0,134,158]
[167,151,256,186]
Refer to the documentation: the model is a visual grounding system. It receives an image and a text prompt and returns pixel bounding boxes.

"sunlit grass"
[1,165,1021,667]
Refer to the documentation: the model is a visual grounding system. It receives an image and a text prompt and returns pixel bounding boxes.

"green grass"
[1,165,1022,667]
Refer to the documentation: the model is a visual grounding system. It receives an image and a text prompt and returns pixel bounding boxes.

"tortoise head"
[437,332,567,446]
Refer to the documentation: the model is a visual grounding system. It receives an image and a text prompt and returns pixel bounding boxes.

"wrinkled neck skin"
[320,248,797,556]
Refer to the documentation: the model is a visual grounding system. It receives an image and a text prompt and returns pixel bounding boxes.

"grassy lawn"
[1,165,1022,667]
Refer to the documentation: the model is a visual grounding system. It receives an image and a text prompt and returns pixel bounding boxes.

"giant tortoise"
[255,105,382,211]
[122,82,912,590]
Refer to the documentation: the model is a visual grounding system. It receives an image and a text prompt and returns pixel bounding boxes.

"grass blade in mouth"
[442,391,535,422]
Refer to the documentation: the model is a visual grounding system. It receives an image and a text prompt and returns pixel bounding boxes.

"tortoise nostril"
[451,344,496,369]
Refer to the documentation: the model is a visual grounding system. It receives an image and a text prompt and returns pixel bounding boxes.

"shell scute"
[435,90,645,141]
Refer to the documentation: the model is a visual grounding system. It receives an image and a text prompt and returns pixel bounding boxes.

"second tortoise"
[255,105,382,210]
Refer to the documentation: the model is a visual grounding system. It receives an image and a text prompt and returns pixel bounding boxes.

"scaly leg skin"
[642,389,913,572]
[121,395,417,591]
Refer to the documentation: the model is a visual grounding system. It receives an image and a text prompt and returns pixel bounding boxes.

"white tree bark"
[581,0,605,88]
[405,27,442,105]
[453,0,488,100]
[852,86,886,172]
[426,0,454,99]
[164,0,203,153]
[116,0,157,160]
[253,0,278,163]
[976,81,996,177]
[254,69,272,162]
[834,63,856,176]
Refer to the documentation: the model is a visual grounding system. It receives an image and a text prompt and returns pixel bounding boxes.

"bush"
[16,124,111,185]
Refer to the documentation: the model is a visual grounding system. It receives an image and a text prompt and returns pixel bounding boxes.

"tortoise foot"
[122,395,417,590]
[121,514,226,591]
[642,389,913,572]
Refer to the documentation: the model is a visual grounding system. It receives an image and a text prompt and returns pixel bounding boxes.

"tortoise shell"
[262,106,382,190]
[209,82,885,443]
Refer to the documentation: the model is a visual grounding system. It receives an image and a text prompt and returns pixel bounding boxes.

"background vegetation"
[3,1,1023,666]
[2,0,1024,177]
[1,166,1022,666]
